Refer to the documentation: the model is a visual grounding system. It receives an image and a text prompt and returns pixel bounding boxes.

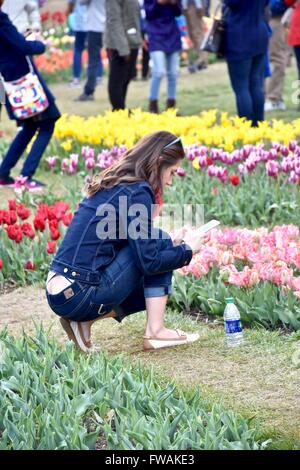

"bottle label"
[225,320,242,334]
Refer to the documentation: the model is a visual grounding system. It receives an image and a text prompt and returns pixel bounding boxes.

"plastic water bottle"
[223,297,244,347]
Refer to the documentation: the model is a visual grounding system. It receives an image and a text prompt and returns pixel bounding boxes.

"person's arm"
[124,186,192,276]
[25,0,41,31]
[106,0,130,57]
[224,0,240,8]
[0,15,45,56]
[67,0,76,15]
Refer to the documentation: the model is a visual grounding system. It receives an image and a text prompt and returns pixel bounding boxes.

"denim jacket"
[50,181,193,285]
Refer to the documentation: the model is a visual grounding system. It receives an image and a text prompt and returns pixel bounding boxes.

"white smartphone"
[194,219,220,237]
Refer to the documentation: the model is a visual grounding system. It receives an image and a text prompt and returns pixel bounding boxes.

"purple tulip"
[85,158,95,170]
[46,156,57,169]
[289,140,297,152]
[61,158,69,172]
[266,161,279,177]
[176,167,186,177]
[70,154,79,171]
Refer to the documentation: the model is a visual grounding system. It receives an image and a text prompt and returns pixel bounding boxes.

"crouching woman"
[45,131,202,352]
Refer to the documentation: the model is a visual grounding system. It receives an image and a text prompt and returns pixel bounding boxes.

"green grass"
[1,283,300,449]
[0,327,270,450]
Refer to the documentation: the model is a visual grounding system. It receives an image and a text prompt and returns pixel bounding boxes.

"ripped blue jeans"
[46,244,172,323]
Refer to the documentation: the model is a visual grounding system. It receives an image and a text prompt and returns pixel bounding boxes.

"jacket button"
[64,268,68,273]
[72,271,77,277]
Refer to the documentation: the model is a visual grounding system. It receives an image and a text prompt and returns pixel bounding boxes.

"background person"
[285,0,300,110]
[75,0,105,102]
[182,0,208,73]
[145,0,182,114]
[0,2,60,190]
[67,0,103,88]
[265,0,290,112]
[105,0,142,110]
[223,0,269,126]
[2,0,41,34]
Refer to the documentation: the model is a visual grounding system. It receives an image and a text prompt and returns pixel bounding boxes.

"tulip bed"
[1,111,300,450]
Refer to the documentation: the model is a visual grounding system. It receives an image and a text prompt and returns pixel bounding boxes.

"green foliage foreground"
[0,329,270,450]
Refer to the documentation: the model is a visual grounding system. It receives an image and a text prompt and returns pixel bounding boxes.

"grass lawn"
[1,285,300,449]
[1,61,299,138]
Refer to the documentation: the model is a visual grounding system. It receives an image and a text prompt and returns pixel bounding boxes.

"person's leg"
[149,50,167,112]
[0,120,37,179]
[227,58,253,121]
[166,51,180,108]
[294,45,300,80]
[249,53,266,126]
[266,18,287,106]
[122,48,139,108]
[97,48,103,79]
[186,5,207,69]
[20,119,55,178]
[84,31,102,96]
[184,6,197,69]
[73,31,86,79]
[142,32,150,79]
[108,49,127,110]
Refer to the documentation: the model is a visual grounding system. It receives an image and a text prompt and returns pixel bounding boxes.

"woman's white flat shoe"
[143,329,200,351]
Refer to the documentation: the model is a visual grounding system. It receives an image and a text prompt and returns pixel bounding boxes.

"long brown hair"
[85,131,185,198]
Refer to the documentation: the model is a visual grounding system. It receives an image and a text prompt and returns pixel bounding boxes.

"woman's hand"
[182,231,204,255]
[171,226,189,246]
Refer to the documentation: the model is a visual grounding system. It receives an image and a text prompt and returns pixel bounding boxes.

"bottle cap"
[225,297,234,304]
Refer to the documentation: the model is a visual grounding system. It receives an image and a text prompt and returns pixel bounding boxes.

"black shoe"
[197,63,208,71]
[188,64,197,74]
[74,93,94,102]
[28,178,47,187]
[0,176,15,187]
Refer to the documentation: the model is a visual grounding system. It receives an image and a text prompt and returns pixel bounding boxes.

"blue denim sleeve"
[124,185,193,275]
[0,15,45,56]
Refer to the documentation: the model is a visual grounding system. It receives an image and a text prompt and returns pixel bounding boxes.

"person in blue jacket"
[223,0,270,126]
[46,131,201,353]
[0,0,60,190]
[145,0,182,113]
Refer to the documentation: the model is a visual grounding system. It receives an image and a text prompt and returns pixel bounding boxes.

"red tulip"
[62,212,73,226]
[230,174,240,186]
[49,219,59,231]
[0,259,3,270]
[8,199,17,211]
[24,260,36,270]
[47,241,56,254]
[33,215,46,232]
[16,203,31,220]
[0,210,11,225]
[50,229,60,241]
[9,210,17,225]
[206,157,213,166]
[21,222,35,239]
[5,224,23,243]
